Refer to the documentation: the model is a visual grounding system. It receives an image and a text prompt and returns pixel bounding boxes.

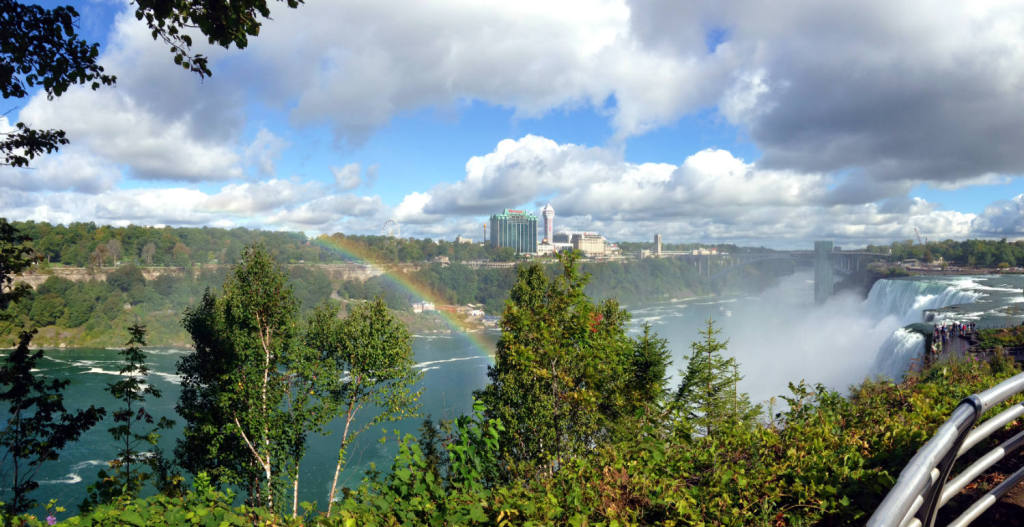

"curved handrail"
[867,371,1024,527]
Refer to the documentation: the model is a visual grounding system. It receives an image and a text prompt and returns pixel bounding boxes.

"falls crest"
[865,278,981,324]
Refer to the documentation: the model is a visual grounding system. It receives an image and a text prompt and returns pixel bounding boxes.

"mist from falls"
[644,272,983,405]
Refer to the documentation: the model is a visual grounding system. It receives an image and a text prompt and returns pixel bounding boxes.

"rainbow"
[311,235,497,357]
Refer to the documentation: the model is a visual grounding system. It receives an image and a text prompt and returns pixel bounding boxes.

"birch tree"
[177,244,310,511]
[304,298,420,514]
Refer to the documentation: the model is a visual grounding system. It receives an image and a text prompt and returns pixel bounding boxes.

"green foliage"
[0,473,289,527]
[868,238,1024,268]
[132,0,304,78]
[0,330,105,514]
[477,251,671,476]
[26,294,64,327]
[975,324,1024,350]
[304,298,421,513]
[106,265,146,294]
[323,352,1022,527]
[177,244,307,511]
[0,219,35,317]
[674,319,760,439]
[83,324,176,510]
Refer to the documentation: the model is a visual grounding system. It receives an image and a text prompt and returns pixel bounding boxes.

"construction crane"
[913,226,925,245]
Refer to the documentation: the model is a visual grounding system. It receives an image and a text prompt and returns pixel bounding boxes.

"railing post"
[920,396,982,527]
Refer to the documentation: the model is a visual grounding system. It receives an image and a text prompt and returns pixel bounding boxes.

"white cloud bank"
[395,135,979,246]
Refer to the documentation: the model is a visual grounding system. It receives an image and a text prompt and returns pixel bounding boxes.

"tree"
[476,251,665,476]
[304,297,420,514]
[0,219,35,316]
[177,244,307,511]
[0,1,115,167]
[140,242,156,265]
[27,293,64,327]
[627,323,672,414]
[106,238,123,266]
[107,264,146,293]
[89,243,109,268]
[172,241,191,267]
[2,0,302,168]
[84,324,175,509]
[674,319,759,440]
[0,330,105,513]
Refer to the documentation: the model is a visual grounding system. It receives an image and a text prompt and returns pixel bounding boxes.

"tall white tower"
[541,203,555,243]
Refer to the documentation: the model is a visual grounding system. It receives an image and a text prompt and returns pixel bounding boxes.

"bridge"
[654,241,888,303]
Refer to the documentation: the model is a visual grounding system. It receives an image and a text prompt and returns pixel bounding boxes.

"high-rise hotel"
[489,208,538,254]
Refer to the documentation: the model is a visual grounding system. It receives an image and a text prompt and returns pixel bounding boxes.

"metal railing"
[867,371,1024,527]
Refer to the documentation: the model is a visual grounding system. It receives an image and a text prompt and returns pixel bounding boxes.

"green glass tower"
[489,209,538,254]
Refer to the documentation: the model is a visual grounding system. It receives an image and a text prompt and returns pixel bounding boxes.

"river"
[5,271,1024,515]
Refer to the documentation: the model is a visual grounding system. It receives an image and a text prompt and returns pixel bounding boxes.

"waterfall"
[865,278,982,379]
[871,328,926,380]
[865,278,982,324]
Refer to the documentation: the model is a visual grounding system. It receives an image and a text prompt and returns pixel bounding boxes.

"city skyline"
[1,1,1023,249]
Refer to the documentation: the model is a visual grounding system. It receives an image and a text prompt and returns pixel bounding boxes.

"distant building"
[552,232,571,244]
[412,301,436,313]
[571,232,606,256]
[540,203,555,243]
[490,209,538,254]
[455,235,473,244]
[654,233,662,256]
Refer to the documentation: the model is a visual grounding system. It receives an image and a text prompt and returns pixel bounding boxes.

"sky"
[2,0,1024,249]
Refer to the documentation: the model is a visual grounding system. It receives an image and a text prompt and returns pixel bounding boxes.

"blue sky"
[2,0,1023,248]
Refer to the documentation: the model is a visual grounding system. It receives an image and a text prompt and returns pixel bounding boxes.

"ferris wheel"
[383,219,401,238]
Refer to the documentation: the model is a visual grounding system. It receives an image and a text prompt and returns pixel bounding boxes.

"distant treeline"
[10,221,519,267]
[867,238,1024,267]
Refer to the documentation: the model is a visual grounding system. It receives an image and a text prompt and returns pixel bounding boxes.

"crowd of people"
[930,320,977,353]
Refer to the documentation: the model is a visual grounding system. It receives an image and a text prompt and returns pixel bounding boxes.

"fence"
[867,370,1024,527]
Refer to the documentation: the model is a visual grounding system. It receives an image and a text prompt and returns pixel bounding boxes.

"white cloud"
[20,88,242,182]
[972,194,1024,235]
[15,8,244,182]
[0,146,121,194]
[332,163,362,191]
[245,129,289,177]
[16,0,1024,190]
[0,181,391,234]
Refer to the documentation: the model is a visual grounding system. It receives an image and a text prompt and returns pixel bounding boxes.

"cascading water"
[865,278,982,379]
[865,279,982,322]
[871,328,926,380]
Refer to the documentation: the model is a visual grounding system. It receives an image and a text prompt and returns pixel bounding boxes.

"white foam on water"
[83,367,128,377]
[149,371,183,384]
[71,459,108,470]
[414,356,485,369]
[39,473,83,485]
[144,348,188,355]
